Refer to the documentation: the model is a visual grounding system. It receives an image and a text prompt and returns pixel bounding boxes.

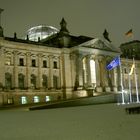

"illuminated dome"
[26,25,59,42]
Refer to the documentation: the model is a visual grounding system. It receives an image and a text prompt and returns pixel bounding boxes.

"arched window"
[43,60,47,68]
[42,75,48,88]
[53,75,58,89]
[53,61,57,69]
[5,73,12,89]
[31,74,36,89]
[18,73,25,89]
[19,58,24,66]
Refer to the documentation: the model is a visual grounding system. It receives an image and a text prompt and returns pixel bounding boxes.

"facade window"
[7,98,13,104]
[31,74,36,88]
[32,59,36,67]
[46,96,50,102]
[42,75,48,88]
[53,61,57,69]
[33,96,39,103]
[21,96,27,104]
[43,60,47,68]
[18,73,25,89]
[19,58,24,66]
[53,75,58,89]
[5,73,12,89]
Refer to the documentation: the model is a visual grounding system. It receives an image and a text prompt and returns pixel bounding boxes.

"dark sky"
[1,0,140,46]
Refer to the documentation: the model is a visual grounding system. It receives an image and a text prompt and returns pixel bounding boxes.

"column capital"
[106,56,112,61]
[26,52,31,56]
[97,55,105,62]
[70,53,76,60]
[86,54,91,59]
[48,54,53,58]
[13,50,19,55]
[37,53,43,57]
[74,52,84,59]
[90,54,96,60]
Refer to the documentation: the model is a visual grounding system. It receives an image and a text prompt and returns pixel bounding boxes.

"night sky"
[1,0,140,46]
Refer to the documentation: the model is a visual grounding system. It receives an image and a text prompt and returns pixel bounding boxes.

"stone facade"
[0,35,121,106]
[0,19,139,106]
[0,38,64,105]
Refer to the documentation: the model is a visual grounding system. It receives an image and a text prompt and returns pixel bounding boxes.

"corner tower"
[59,17,69,35]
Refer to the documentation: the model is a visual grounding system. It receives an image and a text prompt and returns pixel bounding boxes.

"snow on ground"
[0,103,140,140]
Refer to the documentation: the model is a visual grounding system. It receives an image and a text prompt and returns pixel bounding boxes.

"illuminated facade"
[0,18,140,106]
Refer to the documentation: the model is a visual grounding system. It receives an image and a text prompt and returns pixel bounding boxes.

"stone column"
[78,57,84,88]
[72,53,84,90]
[99,56,104,87]
[13,51,18,89]
[76,53,84,89]
[117,65,122,91]
[95,56,103,92]
[106,57,114,92]
[61,49,72,99]
[103,57,111,92]
[57,56,61,89]
[86,55,92,88]
[70,53,77,89]
[26,52,31,89]
[38,53,42,89]
[59,56,63,89]
[48,55,53,89]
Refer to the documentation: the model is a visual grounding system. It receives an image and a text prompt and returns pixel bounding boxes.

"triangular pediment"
[78,38,120,52]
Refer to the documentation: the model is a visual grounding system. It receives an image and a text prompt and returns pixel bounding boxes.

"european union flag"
[106,56,121,70]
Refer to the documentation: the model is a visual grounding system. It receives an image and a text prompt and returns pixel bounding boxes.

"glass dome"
[26,25,59,42]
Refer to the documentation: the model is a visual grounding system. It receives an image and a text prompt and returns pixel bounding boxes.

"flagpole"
[133,57,139,103]
[128,73,132,103]
[127,56,132,103]
[120,57,125,104]
[106,56,125,104]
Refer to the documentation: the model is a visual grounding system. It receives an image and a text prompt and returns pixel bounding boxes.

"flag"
[125,29,133,37]
[106,56,121,70]
[129,63,135,75]
[0,8,4,13]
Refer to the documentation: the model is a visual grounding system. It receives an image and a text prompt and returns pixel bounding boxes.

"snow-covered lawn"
[0,103,140,140]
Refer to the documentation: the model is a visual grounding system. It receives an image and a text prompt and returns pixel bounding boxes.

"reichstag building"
[0,18,140,105]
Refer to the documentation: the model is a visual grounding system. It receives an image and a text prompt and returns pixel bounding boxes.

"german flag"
[0,8,4,13]
[125,29,133,37]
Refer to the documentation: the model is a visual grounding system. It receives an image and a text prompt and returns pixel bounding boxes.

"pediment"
[78,38,120,52]
[90,40,112,51]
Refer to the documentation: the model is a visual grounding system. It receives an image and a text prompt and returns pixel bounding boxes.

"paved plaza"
[0,103,140,140]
